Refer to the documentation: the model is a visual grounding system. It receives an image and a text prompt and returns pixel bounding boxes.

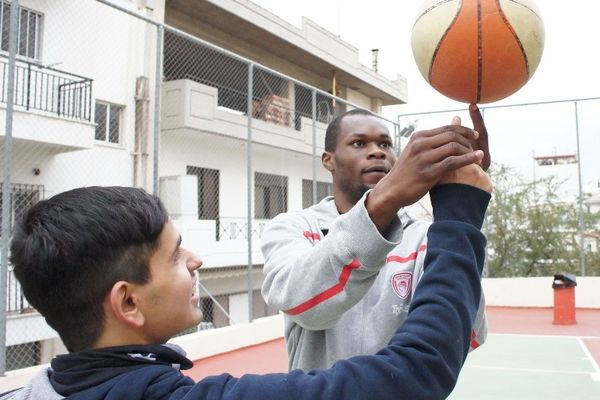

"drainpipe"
[134,76,150,188]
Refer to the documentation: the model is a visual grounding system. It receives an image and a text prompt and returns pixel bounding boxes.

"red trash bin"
[552,273,577,325]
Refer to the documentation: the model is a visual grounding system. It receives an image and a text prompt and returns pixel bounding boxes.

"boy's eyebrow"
[171,235,182,260]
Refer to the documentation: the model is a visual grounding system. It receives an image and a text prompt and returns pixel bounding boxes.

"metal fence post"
[574,101,586,276]
[0,0,21,376]
[153,25,164,195]
[247,63,254,323]
[312,89,317,205]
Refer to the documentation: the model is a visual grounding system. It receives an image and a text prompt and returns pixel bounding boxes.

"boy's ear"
[108,281,145,328]
[322,151,334,172]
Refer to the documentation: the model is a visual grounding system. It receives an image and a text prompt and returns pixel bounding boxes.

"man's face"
[136,219,203,343]
[325,114,396,202]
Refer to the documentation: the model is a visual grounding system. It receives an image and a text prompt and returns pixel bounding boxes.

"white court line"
[577,337,600,382]
[489,332,600,340]
[474,334,600,381]
[464,364,594,376]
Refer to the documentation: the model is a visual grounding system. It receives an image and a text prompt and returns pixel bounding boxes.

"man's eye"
[351,141,364,147]
[381,142,392,149]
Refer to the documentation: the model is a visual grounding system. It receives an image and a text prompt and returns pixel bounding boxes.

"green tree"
[485,164,600,277]
[585,246,600,276]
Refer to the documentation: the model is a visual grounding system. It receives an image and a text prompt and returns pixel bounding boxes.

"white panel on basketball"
[499,0,545,76]
[411,0,461,79]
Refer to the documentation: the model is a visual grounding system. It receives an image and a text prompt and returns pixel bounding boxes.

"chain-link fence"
[398,97,600,278]
[0,0,400,373]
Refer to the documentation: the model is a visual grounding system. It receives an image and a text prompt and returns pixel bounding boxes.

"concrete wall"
[483,276,600,308]
[171,314,284,361]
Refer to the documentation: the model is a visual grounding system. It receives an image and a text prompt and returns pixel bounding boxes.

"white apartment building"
[533,154,580,202]
[0,0,407,370]
[533,154,600,254]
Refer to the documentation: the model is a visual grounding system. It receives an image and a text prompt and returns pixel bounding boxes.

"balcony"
[161,79,329,156]
[0,56,95,152]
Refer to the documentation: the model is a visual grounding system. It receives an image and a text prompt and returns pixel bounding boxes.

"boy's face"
[136,219,203,343]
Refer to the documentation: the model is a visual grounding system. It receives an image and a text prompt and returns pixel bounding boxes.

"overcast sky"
[251,0,600,186]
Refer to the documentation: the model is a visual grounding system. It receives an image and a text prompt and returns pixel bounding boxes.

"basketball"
[411,0,545,104]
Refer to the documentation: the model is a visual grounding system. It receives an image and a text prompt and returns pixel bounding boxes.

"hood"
[50,343,192,397]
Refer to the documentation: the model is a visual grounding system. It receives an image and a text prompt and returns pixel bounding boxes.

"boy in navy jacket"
[5,154,490,399]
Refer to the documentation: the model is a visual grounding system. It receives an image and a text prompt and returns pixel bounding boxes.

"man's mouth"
[363,166,389,174]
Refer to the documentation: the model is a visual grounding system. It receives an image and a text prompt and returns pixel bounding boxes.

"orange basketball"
[411,0,545,104]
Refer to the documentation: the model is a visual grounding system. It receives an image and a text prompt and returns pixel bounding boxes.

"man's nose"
[367,144,386,158]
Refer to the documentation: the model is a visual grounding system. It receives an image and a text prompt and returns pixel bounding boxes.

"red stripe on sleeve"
[303,231,321,241]
[285,259,362,316]
[470,330,480,350]
[386,244,427,264]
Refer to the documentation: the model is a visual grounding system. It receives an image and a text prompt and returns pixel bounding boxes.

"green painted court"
[449,333,600,400]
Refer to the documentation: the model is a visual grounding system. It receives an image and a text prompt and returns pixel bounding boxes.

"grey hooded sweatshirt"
[261,192,487,371]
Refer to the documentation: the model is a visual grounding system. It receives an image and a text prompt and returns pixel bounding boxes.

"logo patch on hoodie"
[391,272,412,299]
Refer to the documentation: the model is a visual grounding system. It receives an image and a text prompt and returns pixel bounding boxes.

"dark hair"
[9,186,169,352]
[324,108,375,152]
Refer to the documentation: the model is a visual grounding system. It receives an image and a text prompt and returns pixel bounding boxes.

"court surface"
[448,307,600,399]
[185,307,600,399]
[448,333,600,399]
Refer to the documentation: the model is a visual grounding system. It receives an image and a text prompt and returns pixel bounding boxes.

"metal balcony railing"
[0,183,44,314]
[0,55,93,122]
[217,217,268,241]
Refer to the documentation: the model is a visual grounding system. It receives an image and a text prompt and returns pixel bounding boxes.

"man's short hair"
[10,186,168,352]
[324,108,375,152]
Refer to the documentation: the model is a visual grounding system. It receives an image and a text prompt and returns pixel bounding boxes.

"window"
[186,166,219,220]
[0,183,43,239]
[254,172,287,219]
[302,179,333,208]
[0,1,42,60]
[94,102,122,144]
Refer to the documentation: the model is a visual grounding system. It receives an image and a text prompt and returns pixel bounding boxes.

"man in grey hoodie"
[261,105,490,371]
